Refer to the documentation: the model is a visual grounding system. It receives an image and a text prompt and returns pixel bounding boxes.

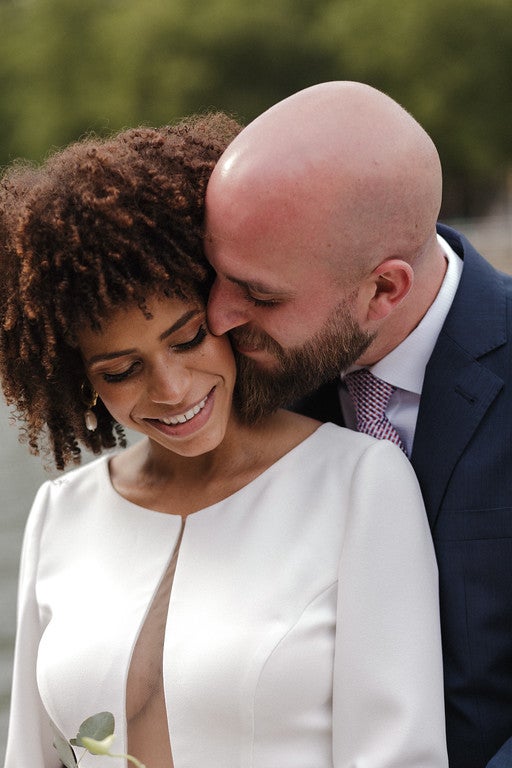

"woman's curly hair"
[0,112,242,469]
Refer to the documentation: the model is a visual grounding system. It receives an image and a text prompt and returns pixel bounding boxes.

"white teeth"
[159,396,208,426]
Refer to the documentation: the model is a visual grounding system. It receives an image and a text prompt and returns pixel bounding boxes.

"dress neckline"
[100,422,331,520]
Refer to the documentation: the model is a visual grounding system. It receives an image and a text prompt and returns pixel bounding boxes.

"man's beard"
[232,302,375,423]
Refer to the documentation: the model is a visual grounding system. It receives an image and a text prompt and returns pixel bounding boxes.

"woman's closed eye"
[100,325,208,384]
[172,323,208,351]
[102,361,141,383]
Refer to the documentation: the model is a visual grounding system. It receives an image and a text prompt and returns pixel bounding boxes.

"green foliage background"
[1,0,511,216]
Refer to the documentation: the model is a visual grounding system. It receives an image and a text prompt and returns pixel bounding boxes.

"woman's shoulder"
[312,421,414,475]
[259,410,408,473]
[22,454,114,548]
[275,410,396,453]
[35,453,112,505]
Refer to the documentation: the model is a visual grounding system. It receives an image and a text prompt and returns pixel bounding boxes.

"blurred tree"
[0,0,510,216]
[312,0,512,215]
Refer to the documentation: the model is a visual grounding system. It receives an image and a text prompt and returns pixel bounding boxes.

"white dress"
[4,423,448,767]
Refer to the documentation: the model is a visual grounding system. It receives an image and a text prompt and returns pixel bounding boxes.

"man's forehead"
[205,213,330,299]
[206,231,283,280]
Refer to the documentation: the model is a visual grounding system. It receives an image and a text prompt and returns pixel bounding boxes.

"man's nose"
[207,278,249,336]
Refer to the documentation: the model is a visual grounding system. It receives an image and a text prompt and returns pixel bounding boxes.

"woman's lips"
[145,388,216,438]
[158,394,208,425]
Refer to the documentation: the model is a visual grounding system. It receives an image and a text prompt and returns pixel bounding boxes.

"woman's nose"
[146,359,193,404]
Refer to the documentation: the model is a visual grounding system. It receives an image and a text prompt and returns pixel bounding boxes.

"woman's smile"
[144,387,216,438]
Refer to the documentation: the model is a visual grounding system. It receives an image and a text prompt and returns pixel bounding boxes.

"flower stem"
[109,753,146,768]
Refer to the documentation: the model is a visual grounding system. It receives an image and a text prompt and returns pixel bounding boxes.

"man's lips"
[233,341,260,355]
[230,333,265,355]
[231,336,277,363]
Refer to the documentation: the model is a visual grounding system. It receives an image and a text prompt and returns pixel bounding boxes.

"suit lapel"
[411,337,503,528]
[411,225,507,528]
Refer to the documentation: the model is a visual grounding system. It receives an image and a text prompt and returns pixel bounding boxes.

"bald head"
[208,81,441,271]
[205,81,446,370]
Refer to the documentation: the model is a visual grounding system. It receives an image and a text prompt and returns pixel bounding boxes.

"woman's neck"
[109,409,318,517]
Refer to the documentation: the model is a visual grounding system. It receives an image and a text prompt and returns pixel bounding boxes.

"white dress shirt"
[340,235,463,456]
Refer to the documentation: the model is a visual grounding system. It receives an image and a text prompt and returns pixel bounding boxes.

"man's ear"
[363,259,414,321]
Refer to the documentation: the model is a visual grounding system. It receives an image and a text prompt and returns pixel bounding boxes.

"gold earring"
[80,382,98,432]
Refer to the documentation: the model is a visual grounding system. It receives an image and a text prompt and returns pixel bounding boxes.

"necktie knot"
[345,369,407,454]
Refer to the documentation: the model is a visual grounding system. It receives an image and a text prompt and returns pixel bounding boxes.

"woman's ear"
[362,259,414,321]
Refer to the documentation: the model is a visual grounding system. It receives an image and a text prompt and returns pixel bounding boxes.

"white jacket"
[5,424,447,767]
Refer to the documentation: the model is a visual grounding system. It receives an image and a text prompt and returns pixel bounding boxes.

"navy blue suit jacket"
[295,224,512,768]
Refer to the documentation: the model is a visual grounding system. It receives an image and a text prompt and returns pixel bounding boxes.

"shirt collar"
[366,234,463,395]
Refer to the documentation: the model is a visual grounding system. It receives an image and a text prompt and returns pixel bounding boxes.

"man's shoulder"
[437,222,512,292]
[436,223,512,356]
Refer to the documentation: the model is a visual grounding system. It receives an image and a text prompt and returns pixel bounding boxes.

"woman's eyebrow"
[159,309,201,341]
[86,309,202,365]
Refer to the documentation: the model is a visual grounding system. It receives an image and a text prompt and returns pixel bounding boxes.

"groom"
[204,81,512,768]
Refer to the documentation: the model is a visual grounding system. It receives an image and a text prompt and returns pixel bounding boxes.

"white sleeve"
[333,440,448,767]
[4,483,61,768]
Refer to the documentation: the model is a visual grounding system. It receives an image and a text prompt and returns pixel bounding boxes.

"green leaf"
[52,730,78,768]
[72,711,115,748]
